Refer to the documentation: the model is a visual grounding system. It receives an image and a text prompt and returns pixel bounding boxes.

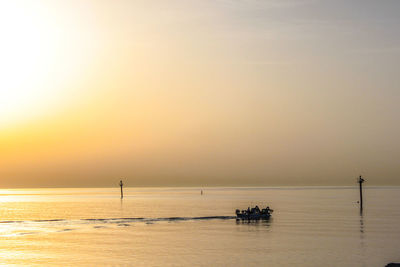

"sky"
[0,0,399,187]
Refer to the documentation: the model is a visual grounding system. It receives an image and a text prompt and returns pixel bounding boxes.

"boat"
[235,205,273,220]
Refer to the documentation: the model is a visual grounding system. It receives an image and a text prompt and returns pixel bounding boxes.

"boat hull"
[236,213,271,220]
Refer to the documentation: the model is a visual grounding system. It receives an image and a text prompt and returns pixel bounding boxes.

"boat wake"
[0,216,236,225]
[0,216,237,236]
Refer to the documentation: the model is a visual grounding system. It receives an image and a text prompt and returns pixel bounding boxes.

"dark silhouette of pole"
[358,175,365,211]
[120,180,124,199]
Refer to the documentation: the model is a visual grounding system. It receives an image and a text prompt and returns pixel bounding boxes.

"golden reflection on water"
[0,187,399,266]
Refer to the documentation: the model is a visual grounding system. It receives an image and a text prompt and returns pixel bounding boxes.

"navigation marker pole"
[120,180,124,199]
[358,175,365,211]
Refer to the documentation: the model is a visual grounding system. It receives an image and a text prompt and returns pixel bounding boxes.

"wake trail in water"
[0,216,236,225]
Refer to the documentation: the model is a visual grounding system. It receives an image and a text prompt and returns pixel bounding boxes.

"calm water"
[0,187,399,266]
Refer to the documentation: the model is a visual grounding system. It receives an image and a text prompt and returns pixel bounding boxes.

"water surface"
[0,187,399,266]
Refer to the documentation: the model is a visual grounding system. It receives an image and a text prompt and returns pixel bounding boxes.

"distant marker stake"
[358,175,365,211]
[120,180,124,199]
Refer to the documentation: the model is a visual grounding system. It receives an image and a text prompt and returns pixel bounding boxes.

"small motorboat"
[235,205,273,220]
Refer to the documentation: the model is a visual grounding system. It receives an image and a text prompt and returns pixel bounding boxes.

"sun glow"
[0,1,95,128]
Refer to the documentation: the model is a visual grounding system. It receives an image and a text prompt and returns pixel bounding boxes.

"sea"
[0,187,399,266]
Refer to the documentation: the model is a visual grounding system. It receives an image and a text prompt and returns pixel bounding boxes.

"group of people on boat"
[235,205,273,218]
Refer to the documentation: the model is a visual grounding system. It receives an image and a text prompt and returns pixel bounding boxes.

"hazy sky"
[0,0,399,187]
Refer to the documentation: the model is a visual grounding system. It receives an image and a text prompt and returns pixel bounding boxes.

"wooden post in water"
[120,180,124,199]
[358,175,365,211]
